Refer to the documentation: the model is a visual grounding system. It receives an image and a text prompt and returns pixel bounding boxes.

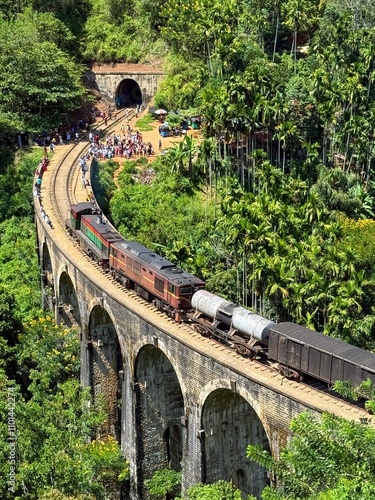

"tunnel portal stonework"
[85,64,164,107]
[36,223,326,500]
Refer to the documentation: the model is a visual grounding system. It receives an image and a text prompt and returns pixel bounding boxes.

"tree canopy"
[2,0,375,497]
[247,412,375,499]
[0,9,87,135]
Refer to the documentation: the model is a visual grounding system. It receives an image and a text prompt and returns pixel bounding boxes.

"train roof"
[272,322,375,373]
[113,240,205,286]
[81,214,123,243]
[71,202,98,217]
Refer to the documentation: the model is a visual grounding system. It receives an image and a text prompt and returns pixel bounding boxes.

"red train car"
[109,240,205,321]
[66,203,205,319]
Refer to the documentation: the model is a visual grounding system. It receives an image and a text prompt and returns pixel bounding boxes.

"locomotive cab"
[66,202,99,232]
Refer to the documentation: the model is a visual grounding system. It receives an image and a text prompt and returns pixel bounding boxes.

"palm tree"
[274,120,299,173]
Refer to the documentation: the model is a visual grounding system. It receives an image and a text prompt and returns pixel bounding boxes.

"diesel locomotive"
[66,202,375,393]
[66,202,205,321]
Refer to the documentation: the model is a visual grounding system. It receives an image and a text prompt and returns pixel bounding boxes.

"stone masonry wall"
[85,70,164,104]
[37,221,332,500]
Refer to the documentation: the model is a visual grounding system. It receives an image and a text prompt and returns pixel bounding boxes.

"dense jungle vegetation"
[2,0,375,498]
[2,0,375,347]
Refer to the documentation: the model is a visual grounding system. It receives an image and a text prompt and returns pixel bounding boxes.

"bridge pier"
[36,214,369,500]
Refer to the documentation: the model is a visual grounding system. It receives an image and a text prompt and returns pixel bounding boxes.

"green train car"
[66,203,122,267]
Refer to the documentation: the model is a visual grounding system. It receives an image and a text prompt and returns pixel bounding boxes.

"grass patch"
[134,114,155,131]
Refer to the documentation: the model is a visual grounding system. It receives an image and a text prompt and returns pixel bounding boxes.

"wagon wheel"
[233,342,256,359]
[278,364,303,382]
[191,323,212,338]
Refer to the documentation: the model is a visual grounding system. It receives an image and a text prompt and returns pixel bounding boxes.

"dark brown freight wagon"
[268,322,375,386]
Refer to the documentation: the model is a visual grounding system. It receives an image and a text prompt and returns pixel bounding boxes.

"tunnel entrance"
[115,78,142,108]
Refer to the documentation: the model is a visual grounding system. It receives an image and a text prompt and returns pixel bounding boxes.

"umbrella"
[154,109,168,115]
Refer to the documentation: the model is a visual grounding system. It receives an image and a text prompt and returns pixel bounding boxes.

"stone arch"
[131,336,190,400]
[201,388,269,498]
[88,304,122,441]
[115,78,142,108]
[58,271,81,328]
[41,240,54,310]
[199,379,271,442]
[41,240,53,275]
[135,345,184,497]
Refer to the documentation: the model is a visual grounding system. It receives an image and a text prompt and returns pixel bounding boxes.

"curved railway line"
[49,109,132,222]
[36,112,373,425]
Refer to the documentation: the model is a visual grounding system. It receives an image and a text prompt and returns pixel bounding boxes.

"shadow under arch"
[134,344,184,498]
[58,271,81,328]
[201,388,270,498]
[41,240,54,310]
[88,304,122,441]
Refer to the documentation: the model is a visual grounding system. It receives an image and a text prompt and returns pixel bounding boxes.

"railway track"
[48,107,157,306]
[49,109,134,223]
[40,112,372,423]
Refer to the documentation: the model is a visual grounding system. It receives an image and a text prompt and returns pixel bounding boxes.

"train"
[190,290,375,389]
[66,202,205,321]
[66,202,375,392]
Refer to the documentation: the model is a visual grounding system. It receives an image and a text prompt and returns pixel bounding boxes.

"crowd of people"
[33,156,53,229]
[33,105,114,148]
[33,102,170,228]
[86,125,155,160]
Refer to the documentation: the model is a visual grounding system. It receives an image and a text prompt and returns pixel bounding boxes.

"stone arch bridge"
[85,64,164,108]
[36,216,368,499]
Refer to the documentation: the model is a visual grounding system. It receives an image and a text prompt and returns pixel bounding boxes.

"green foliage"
[38,491,95,500]
[14,380,128,499]
[333,379,375,411]
[0,217,41,321]
[135,114,155,131]
[0,311,128,499]
[0,147,43,219]
[0,149,44,321]
[81,0,166,62]
[0,290,23,382]
[145,467,181,499]
[18,315,81,394]
[0,9,87,132]
[310,166,364,218]
[178,480,244,500]
[93,158,119,215]
[0,291,22,347]
[247,411,375,499]
[341,218,375,271]
[146,474,244,500]
[30,0,91,41]
[365,400,375,414]
[154,54,207,110]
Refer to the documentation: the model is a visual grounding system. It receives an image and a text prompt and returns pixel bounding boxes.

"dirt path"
[106,107,200,185]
